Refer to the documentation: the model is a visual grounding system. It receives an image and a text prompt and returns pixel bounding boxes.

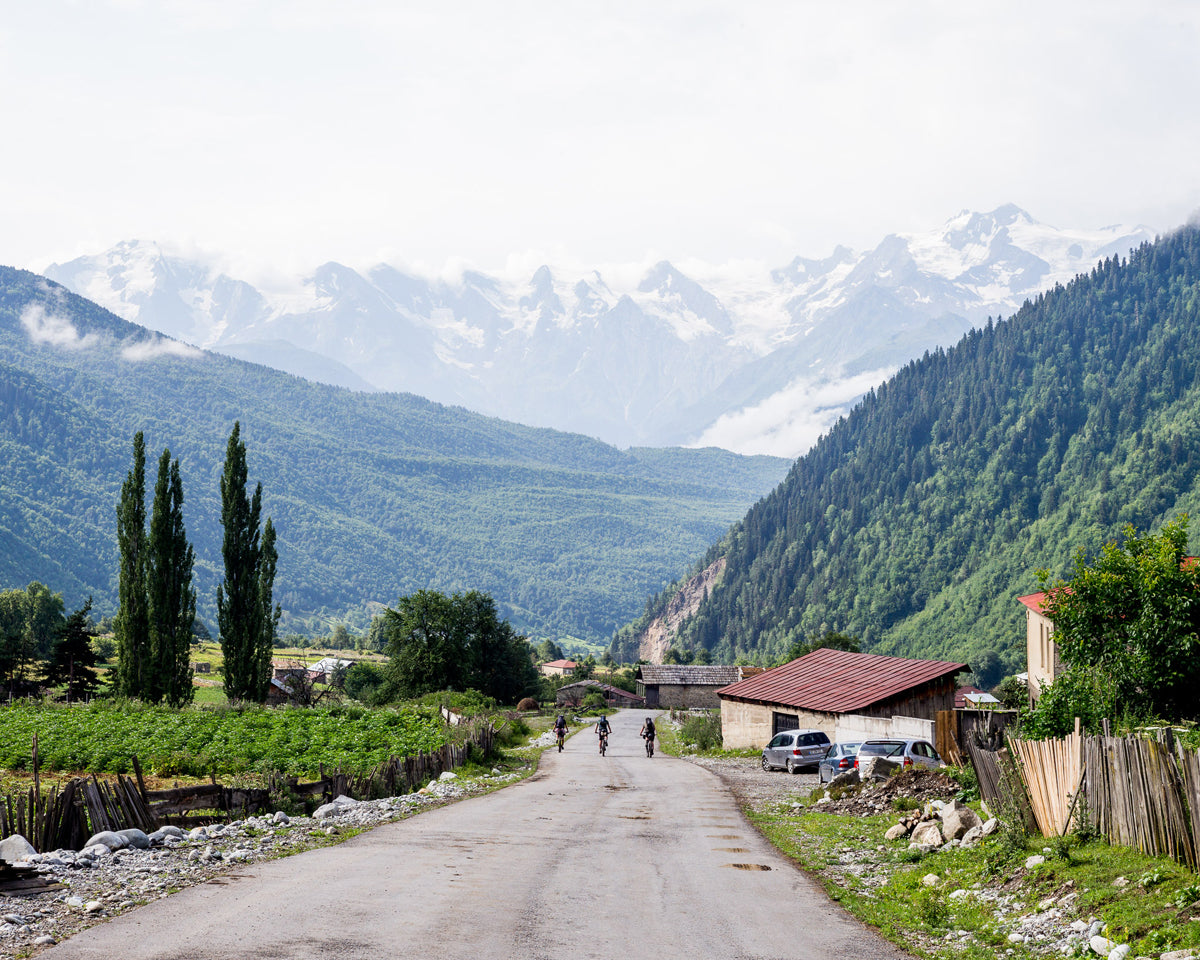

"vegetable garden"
[0,701,448,778]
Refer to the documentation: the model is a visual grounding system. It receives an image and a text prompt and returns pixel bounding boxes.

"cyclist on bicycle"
[640,716,656,752]
[595,713,611,753]
[553,714,567,744]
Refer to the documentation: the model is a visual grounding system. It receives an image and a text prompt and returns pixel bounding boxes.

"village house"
[555,679,645,709]
[1018,591,1058,703]
[540,659,578,678]
[635,664,763,709]
[716,647,967,750]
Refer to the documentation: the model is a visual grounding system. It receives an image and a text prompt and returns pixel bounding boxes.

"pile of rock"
[883,798,999,853]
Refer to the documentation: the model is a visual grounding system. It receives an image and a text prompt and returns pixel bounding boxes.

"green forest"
[613,226,1200,673]
[0,267,789,643]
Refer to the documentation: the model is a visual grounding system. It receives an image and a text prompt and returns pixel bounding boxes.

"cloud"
[20,303,100,349]
[121,335,202,361]
[693,368,896,460]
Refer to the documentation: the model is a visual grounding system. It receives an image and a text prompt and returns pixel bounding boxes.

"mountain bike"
[556,728,566,752]
[599,732,608,756]
[644,734,654,757]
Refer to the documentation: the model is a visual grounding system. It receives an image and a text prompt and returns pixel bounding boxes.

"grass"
[744,797,1200,960]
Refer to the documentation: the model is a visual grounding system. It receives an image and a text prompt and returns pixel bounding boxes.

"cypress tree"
[218,422,278,702]
[147,450,197,707]
[114,431,149,697]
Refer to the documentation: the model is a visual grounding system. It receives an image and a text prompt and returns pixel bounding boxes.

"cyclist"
[640,716,656,756]
[553,714,568,751]
[595,713,611,754]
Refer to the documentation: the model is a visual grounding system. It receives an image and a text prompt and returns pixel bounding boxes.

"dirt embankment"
[637,557,725,662]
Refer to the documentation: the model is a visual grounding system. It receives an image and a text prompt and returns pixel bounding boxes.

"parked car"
[853,738,944,772]
[761,729,831,774]
[817,741,863,783]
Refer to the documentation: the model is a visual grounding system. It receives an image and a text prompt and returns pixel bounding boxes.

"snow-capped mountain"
[43,205,1155,457]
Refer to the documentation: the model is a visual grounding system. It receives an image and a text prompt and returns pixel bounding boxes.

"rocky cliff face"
[637,558,726,663]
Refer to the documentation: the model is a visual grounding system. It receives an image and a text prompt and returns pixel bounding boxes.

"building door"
[772,711,799,736]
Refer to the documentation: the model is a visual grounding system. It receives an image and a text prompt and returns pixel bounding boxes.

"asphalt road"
[45,711,910,960]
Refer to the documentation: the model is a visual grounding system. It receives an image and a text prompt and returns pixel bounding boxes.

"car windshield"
[861,741,904,756]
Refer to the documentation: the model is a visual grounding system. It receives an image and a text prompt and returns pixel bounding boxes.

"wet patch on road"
[723,863,772,871]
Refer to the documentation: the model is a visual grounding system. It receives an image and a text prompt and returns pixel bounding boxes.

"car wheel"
[761,755,771,772]
[786,759,797,775]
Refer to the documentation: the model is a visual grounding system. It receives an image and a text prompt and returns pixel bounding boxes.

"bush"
[678,712,722,752]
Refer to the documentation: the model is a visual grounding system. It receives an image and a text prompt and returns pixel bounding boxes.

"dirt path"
[43,712,910,960]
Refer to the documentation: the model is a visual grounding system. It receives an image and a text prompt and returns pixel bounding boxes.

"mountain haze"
[612,226,1200,672]
[0,268,788,642]
[45,207,1154,456]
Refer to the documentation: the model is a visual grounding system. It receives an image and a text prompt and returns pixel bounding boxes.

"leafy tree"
[0,583,66,696]
[217,422,280,703]
[535,638,564,662]
[380,589,537,703]
[43,598,101,701]
[331,623,352,649]
[1032,516,1200,732]
[114,432,149,697]
[146,449,196,706]
[970,650,1006,691]
[343,661,385,703]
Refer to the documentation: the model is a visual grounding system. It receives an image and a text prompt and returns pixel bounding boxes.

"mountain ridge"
[44,207,1156,456]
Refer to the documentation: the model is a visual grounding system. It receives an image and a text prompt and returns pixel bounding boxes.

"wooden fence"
[0,721,495,853]
[966,726,1200,870]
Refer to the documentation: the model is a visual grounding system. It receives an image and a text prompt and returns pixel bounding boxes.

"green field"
[0,701,447,778]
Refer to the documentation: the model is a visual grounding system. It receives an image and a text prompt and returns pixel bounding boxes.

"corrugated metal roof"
[1017,591,1049,613]
[637,665,742,686]
[716,647,967,714]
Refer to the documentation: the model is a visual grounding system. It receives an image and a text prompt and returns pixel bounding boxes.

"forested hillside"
[0,268,788,642]
[613,227,1200,672]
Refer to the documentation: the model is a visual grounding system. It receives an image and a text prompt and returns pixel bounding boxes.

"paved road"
[46,711,910,959]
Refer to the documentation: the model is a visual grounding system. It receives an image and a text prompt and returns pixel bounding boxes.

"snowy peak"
[43,206,1159,456]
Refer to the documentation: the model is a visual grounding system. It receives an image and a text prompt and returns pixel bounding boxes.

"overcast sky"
[3,1,1199,283]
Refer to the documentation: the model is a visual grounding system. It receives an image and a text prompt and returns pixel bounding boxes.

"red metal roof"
[1017,591,1049,614]
[716,647,967,714]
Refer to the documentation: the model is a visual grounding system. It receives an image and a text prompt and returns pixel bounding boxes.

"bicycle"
[556,728,566,752]
[644,734,654,757]
[599,732,608,756]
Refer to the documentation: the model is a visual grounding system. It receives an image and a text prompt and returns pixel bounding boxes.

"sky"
[3,1,1200,284]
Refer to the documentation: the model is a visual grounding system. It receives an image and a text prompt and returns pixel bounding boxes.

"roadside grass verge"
[746,799,1200,960]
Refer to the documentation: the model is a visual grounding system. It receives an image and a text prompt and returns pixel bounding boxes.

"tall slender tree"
[147,450,197,706]
[114,431,149,697]
[43,598,101,702]
[218,422,279,702]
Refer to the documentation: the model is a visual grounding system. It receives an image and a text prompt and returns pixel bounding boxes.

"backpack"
[644,719,655,735]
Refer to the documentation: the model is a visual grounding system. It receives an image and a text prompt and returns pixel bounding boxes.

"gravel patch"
[686,754,821,805]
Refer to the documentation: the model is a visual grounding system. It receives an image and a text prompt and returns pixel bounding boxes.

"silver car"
[761,729,831,774]
[854,738,944,772]
[817,741,863,783]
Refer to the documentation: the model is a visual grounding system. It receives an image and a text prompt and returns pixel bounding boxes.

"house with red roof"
[539,658,578,678]
[715,647,967,750]
[1018,591,1058,703]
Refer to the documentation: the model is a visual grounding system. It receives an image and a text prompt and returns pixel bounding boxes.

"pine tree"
[43,598,101,702]
[218,422,279,702]
[114,431,149,697]
[147,450,197,707]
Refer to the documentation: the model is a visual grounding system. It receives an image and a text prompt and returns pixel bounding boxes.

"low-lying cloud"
[693,367,896,459]
[121,336,202,361]
[20,303,99,349]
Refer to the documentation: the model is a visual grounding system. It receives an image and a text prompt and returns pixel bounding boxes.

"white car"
[761,729,831,774]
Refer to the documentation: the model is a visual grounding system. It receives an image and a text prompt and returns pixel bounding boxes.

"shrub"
[678,712,723,752]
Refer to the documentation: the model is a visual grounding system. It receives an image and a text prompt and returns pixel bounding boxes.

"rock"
[314,795,360,819]
[438,771,458,781]
[1112,876,1129,887]
[148,826,185,845]
[948,889,969,901]
[940,799,984,840]
[85,901,104,914]
[1088,921,1106,938]
[117,828,151,850]
[1107,946,1129,960]
[1025,855,1046,869]
[980,817,1000,836]
[960,825,984,847]
[84,830,129,852]
[1008,933,1026,944]
[884,823,910,841]
[82,844,112,859]
[0,834,37,862]
[922,873,940,887]
[1159,951,1197,960]
[273,811,290,824]
[189,827,208,840]
[1090,936,1117,956]
[33,935,55,946]
[911,821,943,847]
[908,842,939,854]
[828,770,860,789]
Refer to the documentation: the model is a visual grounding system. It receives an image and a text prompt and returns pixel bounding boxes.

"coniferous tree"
[43,598,101,702]
[218,422,278,702]
[114,431,149,697]
[147,450,197,707]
